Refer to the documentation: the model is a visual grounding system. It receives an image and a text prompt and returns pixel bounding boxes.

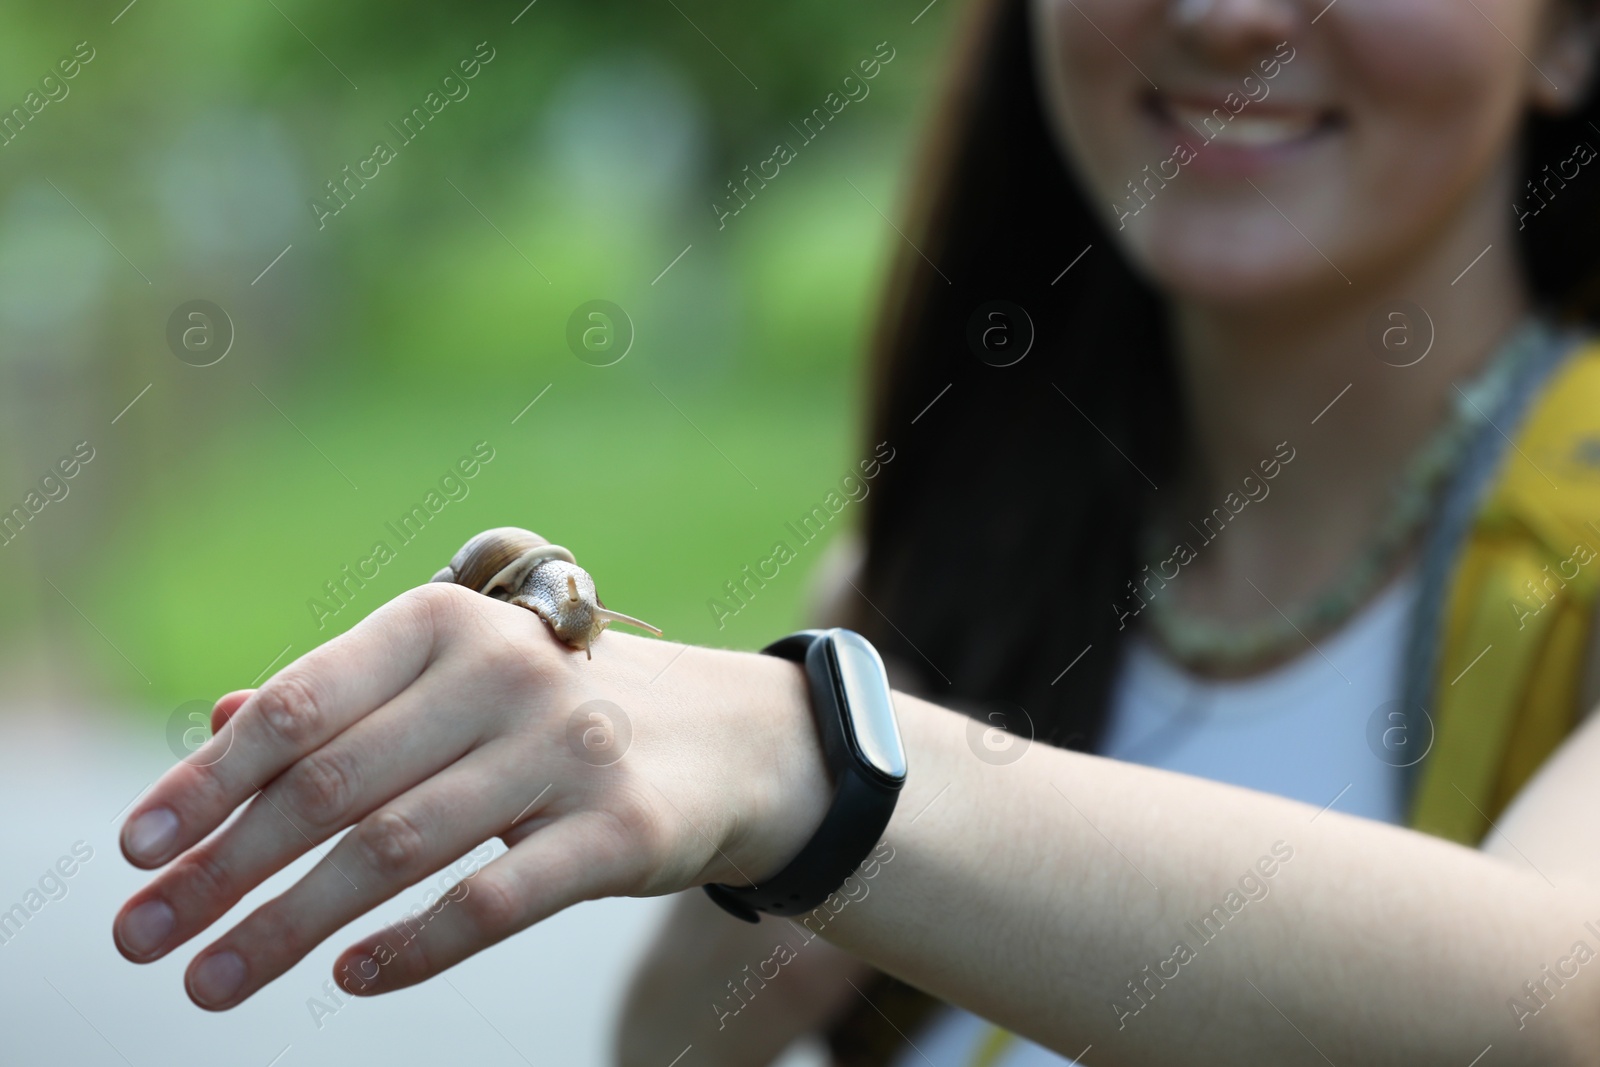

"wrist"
[715,651,833,887]
[700,629,906,924]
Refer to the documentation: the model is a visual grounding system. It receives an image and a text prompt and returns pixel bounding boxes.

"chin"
[1126,209,1349,306]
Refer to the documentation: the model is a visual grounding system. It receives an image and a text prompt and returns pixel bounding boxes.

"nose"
[1169,0,1297,67]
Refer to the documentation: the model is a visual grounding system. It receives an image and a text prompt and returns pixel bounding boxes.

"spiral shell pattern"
[432,526,660,656]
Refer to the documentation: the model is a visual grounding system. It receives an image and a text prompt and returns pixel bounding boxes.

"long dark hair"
[831,0,1600,1060]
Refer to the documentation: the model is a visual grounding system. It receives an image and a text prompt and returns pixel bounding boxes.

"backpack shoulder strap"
[1408,338,1600,842]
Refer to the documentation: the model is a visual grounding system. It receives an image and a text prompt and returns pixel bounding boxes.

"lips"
[1146,92,1340,149]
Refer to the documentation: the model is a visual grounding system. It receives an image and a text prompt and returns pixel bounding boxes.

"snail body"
[432,526,660,657]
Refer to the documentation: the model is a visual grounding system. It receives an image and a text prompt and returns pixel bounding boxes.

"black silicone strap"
[702,630,903,922]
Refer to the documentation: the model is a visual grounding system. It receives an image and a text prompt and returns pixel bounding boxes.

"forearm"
[817,692,1600,1066]
[617,889,871,1067]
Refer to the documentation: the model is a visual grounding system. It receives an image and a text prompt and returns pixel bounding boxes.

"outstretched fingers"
[115,680,489,966]
[178,742,544,1009]
[120,586,456,871]
[332,811,635,996]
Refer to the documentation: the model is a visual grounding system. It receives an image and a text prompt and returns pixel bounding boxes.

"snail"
[432,526,661,658]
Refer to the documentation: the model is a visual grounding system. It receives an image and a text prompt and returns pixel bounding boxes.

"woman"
[627,2,1600,1062]
[616,0,1600,1061]
[114,0,1600,1064]
[630,0,1600,1061]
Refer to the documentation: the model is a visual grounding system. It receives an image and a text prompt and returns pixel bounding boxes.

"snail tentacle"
[592,606,663,636]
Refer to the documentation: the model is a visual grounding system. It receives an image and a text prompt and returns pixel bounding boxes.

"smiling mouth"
[1145,92,1342,149]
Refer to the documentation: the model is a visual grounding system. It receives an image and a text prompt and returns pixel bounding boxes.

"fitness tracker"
[703,628,906,923]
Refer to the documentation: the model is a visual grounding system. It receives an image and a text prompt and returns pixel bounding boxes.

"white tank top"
[890,572,1419,1067]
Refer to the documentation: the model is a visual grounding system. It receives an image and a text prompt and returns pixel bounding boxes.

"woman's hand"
[111,582,831,1010]
[616,888,875,1067]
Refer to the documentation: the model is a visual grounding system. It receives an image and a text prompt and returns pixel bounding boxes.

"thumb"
[210,689,255,735]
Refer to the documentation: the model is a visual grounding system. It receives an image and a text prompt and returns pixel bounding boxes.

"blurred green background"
[0,0,954,713]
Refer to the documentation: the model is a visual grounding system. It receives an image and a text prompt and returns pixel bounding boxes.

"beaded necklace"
[1141,315,1553,673]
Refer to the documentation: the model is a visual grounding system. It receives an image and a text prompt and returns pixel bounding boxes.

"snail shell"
[432,526,660,657]
[431,526,576,598]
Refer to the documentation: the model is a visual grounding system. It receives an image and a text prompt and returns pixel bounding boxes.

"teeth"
[1167,103,1320,146]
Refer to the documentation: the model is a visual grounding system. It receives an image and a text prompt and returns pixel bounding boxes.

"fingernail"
[118,900,174,957]
[124,808,178,864]
[189,951,246,1007]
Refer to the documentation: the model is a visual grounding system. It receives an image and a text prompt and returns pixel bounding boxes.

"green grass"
[92,377,858,706]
